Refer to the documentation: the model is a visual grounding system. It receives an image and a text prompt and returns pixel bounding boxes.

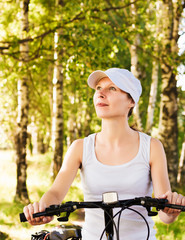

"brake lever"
[146,206,158,217]
[139,197,168,217]
[57,212,71,222]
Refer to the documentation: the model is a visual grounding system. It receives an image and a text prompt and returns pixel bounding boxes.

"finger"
[176,194,183,205]
[23,205,31,221]
[182,196,185,206]
[163,191,172,212]
[161,190,171,201]
[27,202,44,225]
[33,202,41,223]
[31,203,52,225]
[26,204,40,225]
[166,192,177,214]
[171,192,178,204]
[43,216,54,224]
[162,192,174,214]
[167,191,173,203]
[39,202,47,213]
[165,192,181,215]
[39,203,54,224]
[175,194,184,214]
[27,204,35,220]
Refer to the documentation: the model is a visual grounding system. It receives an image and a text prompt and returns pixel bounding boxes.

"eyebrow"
[96,82,117,88]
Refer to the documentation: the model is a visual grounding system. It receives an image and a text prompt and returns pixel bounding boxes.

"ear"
[129,98,135,108]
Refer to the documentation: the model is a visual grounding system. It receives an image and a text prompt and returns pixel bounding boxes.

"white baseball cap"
[87,68,142,105]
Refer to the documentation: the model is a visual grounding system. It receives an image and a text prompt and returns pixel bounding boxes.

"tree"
[177,140,185,185]
[146,1,161,134]
[158,0,184,187]
[1,0,185,194]
[129,3,143,130]
[14,0,30,203]
[51,29,64,179]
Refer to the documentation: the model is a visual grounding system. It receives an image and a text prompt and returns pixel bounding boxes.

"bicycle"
[20,192,185,240]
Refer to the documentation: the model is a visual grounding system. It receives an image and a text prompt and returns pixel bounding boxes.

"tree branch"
[94,0,140,12]
[0,0,141,50]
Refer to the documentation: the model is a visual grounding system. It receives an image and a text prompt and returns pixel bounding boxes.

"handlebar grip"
[19,212,28,222]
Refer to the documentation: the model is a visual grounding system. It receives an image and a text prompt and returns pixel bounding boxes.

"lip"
[96,103,109,107]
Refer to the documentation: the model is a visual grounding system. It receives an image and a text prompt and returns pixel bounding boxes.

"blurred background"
[0,0,185,239]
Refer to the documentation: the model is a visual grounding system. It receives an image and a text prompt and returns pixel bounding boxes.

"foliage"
[0,0,184,196]
[155,214,185,240]
[0,0,184,148]
[1,150,185,239]
[0,232,10,240]
[0,0,185,237]
[0,150,83,239]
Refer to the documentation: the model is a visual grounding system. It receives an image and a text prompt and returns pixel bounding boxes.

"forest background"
[0,0,185,239]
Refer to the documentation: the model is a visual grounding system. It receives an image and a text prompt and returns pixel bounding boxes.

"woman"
[23,68,185,239]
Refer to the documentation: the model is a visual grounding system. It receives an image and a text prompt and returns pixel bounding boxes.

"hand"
[161,191,185,217]
[23,202,53,225]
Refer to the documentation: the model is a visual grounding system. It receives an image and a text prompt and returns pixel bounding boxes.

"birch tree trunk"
[51,30,64,179]
[158,0,183,187]
[146,2,162,134]
[130,39,143,131]
[177,141,185,185]
[14,0,30,203]
[48,63,54,121]
[128,3,143,130]
[146,59,159,134]
[129,3,143,130]
[67,112,77,148]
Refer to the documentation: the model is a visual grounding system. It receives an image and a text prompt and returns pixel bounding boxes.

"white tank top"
[80,132,156,240]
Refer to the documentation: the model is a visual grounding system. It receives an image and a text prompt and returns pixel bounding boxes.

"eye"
[96,86,102,90]
[109,86,116,91]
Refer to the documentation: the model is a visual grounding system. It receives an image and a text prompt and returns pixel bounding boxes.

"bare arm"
[23,139,83,225]
[150,138,185,224]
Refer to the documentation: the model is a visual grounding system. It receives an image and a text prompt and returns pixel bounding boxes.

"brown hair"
[126,93,139,131]
[127,93,134,118]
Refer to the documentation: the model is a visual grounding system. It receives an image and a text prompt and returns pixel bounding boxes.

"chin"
[96,112,128,119]
[96,112,115,119]
[96,112,110,118]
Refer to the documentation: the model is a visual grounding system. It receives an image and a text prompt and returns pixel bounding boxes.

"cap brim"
[87,70,108,89]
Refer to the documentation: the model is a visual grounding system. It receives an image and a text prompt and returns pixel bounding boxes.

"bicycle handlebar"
[19,196,185,223]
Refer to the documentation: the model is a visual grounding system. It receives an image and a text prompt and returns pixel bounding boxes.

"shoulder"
[151,137,164,150]
[71,138,84,148]
[67,134,95,161]
[69,138,84,157]
[150,137,166,165]
[71,133,95,146]
[62,138,84,168]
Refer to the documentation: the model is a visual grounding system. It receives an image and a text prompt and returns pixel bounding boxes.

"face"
[93,77,135,119]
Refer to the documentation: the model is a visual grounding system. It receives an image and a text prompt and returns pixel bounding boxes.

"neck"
[99,117,135,144]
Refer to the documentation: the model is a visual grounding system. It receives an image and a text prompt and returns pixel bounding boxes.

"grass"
[0,150,185,240]
[0,150,83,240]
[154,214,185,240]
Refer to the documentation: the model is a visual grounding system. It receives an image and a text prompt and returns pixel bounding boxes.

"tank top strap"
[82,133,96,167]
[139,131,151,167]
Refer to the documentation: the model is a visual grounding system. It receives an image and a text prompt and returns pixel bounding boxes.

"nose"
[98,88,106,98]
[98,89,106,98]
[99,94,105,98]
